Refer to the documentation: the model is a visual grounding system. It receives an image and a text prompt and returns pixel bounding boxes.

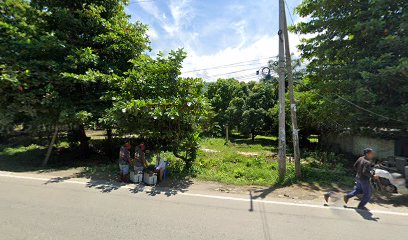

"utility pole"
[278,0,286,180]
[283,6,301,178]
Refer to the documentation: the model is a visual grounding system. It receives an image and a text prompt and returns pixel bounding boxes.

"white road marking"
[1,172,407,217]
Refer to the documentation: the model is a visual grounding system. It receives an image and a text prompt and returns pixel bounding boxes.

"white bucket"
[143,173,157,185]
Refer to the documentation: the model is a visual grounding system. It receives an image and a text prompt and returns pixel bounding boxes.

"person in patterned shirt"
[119,143,132,182]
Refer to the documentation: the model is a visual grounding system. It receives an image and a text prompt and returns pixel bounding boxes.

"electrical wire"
[183,57,273,73]
[184,61,265,73]
[284,0,296,27]
[206,67,260,77]
[297,81,407,125]
[284,0,303,44]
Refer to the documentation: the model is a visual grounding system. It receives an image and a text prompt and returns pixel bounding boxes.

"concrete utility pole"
[283,6,301,178]
[278,0,286,180]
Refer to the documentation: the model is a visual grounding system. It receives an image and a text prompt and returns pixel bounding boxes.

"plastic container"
[130,172,143,183]
[143,172,157,185]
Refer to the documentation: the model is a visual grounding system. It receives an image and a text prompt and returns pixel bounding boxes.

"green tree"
[241,83,277,142]
[0,0,66,139]
[206,79,278,140]
[293,0,408,133]
[32,0,150,153]
[104,50,209,168]
[206,78,244,133]
[0,0,151,154]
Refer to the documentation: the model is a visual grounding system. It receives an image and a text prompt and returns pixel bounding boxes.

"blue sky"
[126,0,303,81]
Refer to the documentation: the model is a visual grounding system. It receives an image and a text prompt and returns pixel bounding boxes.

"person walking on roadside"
[119,142,132,182]
[344,148,378,210]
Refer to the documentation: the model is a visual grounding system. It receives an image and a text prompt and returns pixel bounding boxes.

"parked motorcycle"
[372,163,408,195]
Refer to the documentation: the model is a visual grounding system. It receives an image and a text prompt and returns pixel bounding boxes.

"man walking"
[344,148,378,210]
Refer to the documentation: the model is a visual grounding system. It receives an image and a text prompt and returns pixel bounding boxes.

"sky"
[126,0,304,81]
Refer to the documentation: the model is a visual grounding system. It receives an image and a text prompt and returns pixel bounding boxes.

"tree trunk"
[75,124,90,158]
[42,125,59,166]
[173,148,195,170]
[251,129,255,143]
[106,127,113,162]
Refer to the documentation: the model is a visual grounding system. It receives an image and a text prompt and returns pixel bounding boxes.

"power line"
[284,0,303,44]
[334,94,407,124]
[206,67,260,77]
[284,0,296,26]
[184,61,265,73]
[297,81,407,125]
[183,57,273,73]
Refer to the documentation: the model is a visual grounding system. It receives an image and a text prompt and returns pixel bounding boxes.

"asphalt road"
[0,174,407,240]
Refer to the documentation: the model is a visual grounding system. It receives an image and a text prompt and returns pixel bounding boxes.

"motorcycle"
[372,163,408,195]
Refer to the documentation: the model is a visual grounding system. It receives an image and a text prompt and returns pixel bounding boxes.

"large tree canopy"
[1,0,150,151]
[1,0,207,165]
[206,79,277,140]
[102,50,209,166]
[0,0,64,130]
[293,0,408,134]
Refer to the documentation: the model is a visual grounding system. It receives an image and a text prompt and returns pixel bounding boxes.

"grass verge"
[0,137,354,187]
[163,138,354,187]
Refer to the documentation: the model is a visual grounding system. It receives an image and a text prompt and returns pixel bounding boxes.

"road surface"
[0,173,407,240]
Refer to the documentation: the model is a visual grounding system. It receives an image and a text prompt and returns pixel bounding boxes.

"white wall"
[323,135,395,159]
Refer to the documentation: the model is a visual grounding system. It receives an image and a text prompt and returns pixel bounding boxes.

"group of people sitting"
[118,142,167,183]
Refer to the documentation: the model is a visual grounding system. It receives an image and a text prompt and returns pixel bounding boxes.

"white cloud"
[138,1,163,21]
[138,0,194,37]
[147,27,159,40]
[164,0,194,36]
[181,32,303,82]
[233,20,248,48]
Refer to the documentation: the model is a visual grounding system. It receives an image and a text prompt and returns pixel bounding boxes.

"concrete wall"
[322,134,395,160]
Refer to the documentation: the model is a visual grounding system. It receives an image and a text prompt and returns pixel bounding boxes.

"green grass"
[0,144,46,171]
[193,138,353,187]
[0,140,109,172]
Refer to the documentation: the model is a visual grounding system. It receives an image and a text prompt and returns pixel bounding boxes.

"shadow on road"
[85,180,126,193]
[43,176,72,185]
[41,169,194,195]
[128,178,194,197]
[373,194,408,208]
[251,182,347,201]
[354,208,380,221]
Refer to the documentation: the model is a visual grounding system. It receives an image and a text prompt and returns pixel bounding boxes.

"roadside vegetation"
[0,135,354,187]
[164,138,354,187]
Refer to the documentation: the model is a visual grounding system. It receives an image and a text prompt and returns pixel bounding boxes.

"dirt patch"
[237,151,259,157]
[201,148,219,153]
[206,182,335,201]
